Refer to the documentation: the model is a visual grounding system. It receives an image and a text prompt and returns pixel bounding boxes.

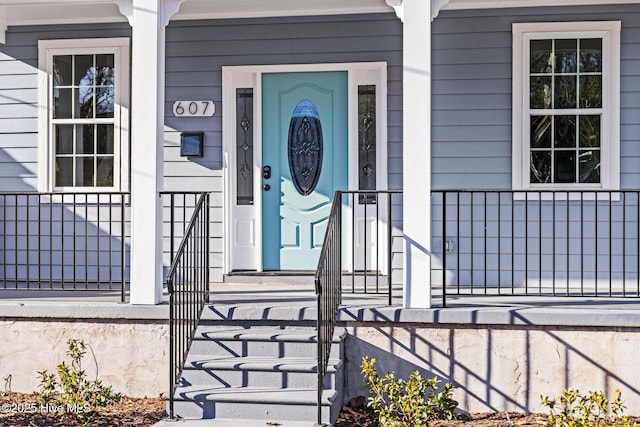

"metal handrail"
[314,189,401,424]
[167,192,210,419]
[315,191,342,426]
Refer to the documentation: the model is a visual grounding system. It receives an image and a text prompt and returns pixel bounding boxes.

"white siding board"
[0,89,38,104]
[0,118,37,133]
[0,74,37,90]
[0,103,38,118]
[0,133,37,147]
[0,60,37,75]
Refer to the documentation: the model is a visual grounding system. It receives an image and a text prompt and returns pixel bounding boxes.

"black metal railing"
[167,192,210,419]
[341,191,402,303]
[160,191,207,270]
[314,190,400,424]
[432,190,640,305]
[0,192,129,301]
[315,191,342,426]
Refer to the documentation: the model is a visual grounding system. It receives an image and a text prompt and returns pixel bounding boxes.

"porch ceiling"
[2,0,640,29]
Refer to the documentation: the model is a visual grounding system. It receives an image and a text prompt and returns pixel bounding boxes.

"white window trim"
[38,38,130,193]
[512,21,621,191]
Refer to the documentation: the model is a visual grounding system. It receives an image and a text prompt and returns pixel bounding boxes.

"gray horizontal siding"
[432,4,640,190]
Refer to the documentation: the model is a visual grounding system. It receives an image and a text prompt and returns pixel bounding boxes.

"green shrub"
[38,339,121,419]
[361,356,458,427]
[541,388,636,427]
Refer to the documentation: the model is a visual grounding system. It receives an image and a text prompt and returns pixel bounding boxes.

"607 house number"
[173,100,215,117]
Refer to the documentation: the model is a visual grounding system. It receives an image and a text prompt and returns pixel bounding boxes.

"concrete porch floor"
[1,279,640,327]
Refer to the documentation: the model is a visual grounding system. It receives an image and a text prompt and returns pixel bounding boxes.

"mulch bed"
[1,391,637,427]
[0,392,165,426]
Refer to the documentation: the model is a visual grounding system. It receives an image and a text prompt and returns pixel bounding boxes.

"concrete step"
[190,325,343,359]
[200,304,318,321]
[171,386,341,423]
[180,355,343,389]
[154,418,320,427]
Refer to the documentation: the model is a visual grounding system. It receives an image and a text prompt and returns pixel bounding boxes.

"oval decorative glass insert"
[288,99,323,196]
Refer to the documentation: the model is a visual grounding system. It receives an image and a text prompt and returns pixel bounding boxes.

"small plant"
[541,388,636,427]
[38,339,121,419]
[361,356,458,427]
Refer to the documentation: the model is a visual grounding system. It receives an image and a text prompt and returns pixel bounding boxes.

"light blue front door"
[262,71,348,270]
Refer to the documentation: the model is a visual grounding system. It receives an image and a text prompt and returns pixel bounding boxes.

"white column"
[402,0,432,308]
[0,11,7,44]
[129,0,165,304]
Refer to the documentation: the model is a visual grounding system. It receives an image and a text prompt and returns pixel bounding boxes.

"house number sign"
[172,101,215,117]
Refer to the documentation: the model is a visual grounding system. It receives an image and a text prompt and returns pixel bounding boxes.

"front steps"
[170,305,345,425]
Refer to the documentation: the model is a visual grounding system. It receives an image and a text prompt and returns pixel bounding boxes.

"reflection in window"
[358,85,376,203]
[52,54,116,187]
[529,38,602,184]
[236,88,254,205]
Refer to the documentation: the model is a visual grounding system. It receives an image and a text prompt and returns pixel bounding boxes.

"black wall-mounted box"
[180,132,204,157]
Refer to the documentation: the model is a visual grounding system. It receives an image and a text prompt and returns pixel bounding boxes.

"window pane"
[96,157,114,187]
[530,40,552,73]
[76,87,94,119]
[55,125,74,154]
[358,85,376,204]
[76,124,95,155]
[97,124,114,154]
[74,55,94,86]
[554,115,576,148]
[580,38,602,72]
[554,76,577,108]
[554,151,576,183]
[53,88,72,119]
[530,151,551,183]
[96,54,114,70]
[53,55,72,87]
[554,39,577,74]
[55,157,73,187]
[236,88,254,205]
[96,54,115,118]
[579,150,600,183]
[96,86,114,118]
[579,75,602,108]
[579,115,600,148]
[530,115,551,148]
[77,157,95,187]
[530,76,552,109]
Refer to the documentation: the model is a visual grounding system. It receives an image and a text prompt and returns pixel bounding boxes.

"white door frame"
[222,62,388,274]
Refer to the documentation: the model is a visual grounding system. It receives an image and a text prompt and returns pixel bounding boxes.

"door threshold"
[224,271,316,285]
[227,270,316,276]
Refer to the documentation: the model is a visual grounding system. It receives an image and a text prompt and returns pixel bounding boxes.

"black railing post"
[387,192,393,306]
[442,191,447,307]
